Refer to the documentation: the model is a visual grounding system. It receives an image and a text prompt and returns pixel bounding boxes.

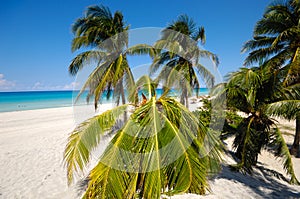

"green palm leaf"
[77,96,221,198]
[126,44,157,58]
[64,104,128,184]
[148,15,219,107]
[270,128,300,184]
[268,100,300,120]
[69,4,133,109]
[215,64,300,184]
[69,51,106,75]
[127,75,157,104]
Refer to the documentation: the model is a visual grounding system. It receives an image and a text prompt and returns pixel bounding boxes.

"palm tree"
[212,66,299,184]
[64,76,222,198]
[69,5,135,109]
[150,15,219,108]
[242,0,300,155]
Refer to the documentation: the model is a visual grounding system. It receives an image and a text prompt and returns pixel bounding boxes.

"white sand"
[0,104,299,198]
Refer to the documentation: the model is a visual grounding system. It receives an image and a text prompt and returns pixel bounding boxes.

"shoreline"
[0,102,111,114]
[0,104,73,114]
[0,89,210,113]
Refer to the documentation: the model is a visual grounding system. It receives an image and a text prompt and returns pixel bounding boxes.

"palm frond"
[69,51,106,75]
[73,60,110,107]
[242,36,277,53]
[86,5,113,20]
[269,127,300,184]
[126,44,157,58]
[267,100,300,120]
[192,26,206,44]
[244,46,284,66]
[154,40,183,56]
[166,14,196,37]
[70,4,132,110]
[128,75,157,103]
[80,96,221,198]
[71,36,91,52]
[198,50,219,66]
[64,104,129,184]
[149,52,173,76]
[231,117,256,173]
[194,63,215,88]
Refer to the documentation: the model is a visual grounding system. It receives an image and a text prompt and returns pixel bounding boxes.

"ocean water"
[0,88,209,113]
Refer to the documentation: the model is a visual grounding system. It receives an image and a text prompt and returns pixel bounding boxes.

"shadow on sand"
[215,164,300,199]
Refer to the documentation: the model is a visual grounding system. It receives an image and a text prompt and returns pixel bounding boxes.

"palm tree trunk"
[120,83,127,121]
[185,93,189,109]
[180,91,186,106]
[290,112,300,156]
[180,88,189,108]
[121,86,126,105]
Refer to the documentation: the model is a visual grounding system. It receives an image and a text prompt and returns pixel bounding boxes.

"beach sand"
[0,104,299,198]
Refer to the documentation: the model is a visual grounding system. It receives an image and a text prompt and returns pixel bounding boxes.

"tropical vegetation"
[64,76,222,198]
[64,1,300,198]
[242,0,300,156]
[69,5,134,109]
[212,66,299,184]
[149,15,219,108]
[65,5,223,199]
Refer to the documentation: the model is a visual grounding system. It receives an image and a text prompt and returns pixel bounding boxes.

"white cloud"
[0,76,81,91]
[30,81,81,91]
[63,81,81,90]
[32,82,43,90]
[0,73,16,90]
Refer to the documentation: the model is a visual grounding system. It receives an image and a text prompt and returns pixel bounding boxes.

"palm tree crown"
[64,76,222,198]
[69,5,134,109]
[150,15,219,108]
[212,66,299,184]
[243,0,300,85]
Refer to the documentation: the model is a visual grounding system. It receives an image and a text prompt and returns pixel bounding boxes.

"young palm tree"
[212,66,299,184]
[242,0,300,155]
[150,15,219,108]
[64,76,222,198]
[69,5,135,109]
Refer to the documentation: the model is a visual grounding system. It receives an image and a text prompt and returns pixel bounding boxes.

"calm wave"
[0,88,209,112]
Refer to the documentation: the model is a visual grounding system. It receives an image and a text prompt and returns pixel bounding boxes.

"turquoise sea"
[0,88,209,113]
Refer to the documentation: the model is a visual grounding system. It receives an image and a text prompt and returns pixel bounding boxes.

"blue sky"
[0,0,272,91]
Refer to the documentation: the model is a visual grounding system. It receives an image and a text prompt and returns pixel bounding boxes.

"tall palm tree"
[150,15,219,108]
[242,0,300,155]
[212,66,299,184]
[64,76,222,198]
[69,5,135,109]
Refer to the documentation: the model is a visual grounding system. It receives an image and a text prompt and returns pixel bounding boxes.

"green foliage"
[193,98,212,128]
[127,75,158,105]
[231,115,274,173]
[213,66,299,184]
[64,77,223,198]
[193,98,242,139]
[243,0,300,157]
[149,15,218,108]
[69,5,135,108]
[267,83,300,120]
[269,128,300,184]
[242,0,300,84]
[64,104,129,184]
[220,111,243,140]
